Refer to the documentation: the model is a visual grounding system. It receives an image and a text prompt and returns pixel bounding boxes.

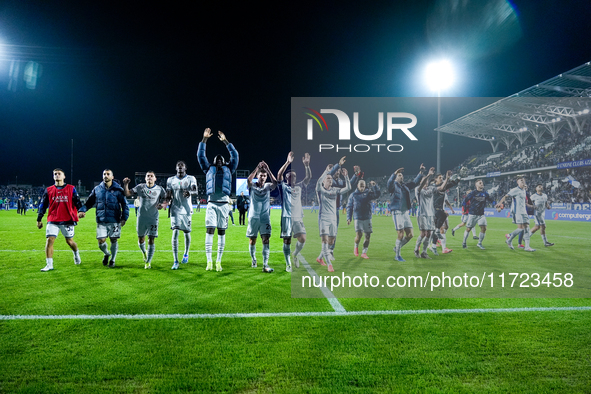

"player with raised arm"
[164,161,198,270]
[316,164,351,272]
[430,171,455,254]
[387,164,424,262]
[79,169,129,268]
[277,152,312,271]
[496,177,536,252]
[198,128,239,271]
[461,179,494,249]
[247,161,278,273]
[530,184,554,247]
[37,168,83,271]
[123,172,168,269]
[414,167,437,259]
[346,179,380,259]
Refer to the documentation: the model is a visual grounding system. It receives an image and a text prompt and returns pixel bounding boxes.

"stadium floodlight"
[425,59,455,173]
[425,60,454,92]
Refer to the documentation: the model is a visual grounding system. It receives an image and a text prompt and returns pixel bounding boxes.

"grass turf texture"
[1,209,590,392]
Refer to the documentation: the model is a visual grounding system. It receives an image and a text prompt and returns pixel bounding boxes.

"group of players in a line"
[36,129,554,273]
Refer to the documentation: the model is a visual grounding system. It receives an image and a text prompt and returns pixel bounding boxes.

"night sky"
[1,0,590,188]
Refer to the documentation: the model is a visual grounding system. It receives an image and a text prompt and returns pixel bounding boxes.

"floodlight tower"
[425,60,454,173]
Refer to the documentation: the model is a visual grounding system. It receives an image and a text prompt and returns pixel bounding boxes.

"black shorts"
[434,209,448,229]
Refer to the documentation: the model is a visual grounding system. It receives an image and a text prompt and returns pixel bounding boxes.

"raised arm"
[417,167,435,194]
[197,128,213,172]
[122,177,135,197]
[302,153,312,186]
[338,168,351,195]
[316,164,332,193]
[247,163,260,189]
[261,161,278,191]
[220,131,240,173]
[277,151,294,182]
[437,170,452,192]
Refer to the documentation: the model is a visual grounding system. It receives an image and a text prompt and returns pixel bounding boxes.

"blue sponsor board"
[486,171,501,177]
[573,203,591,211]
[447,208,591,221]
[551,203,568,209]
[556,158,591,169]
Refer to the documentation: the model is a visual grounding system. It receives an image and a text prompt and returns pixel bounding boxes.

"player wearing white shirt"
[414,167,437,258]
[316,164,351,272]
[247,161,278,273]
[165,161,198,269]
[276,152,311,272]
[530,184,554,247]
[496,177,535,252]
[123,172,168,269]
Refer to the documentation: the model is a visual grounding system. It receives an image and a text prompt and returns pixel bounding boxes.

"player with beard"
[165,161,198,270]
[198,128,239,271]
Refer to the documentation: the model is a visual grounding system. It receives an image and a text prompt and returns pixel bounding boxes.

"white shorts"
[534,212,545,226]
[417,215,435,231]
[205,202,229,229]
[97,223,122,239]
[46,223,75,239]
[466,214,487,228]
[137,219,159,237]
[354,219,373,234]
[280,217,292,238]
[461,214,468,224]
[512,213,530,225]
[246,218,271,238]
[392,210,412,231]
[292,220,306,236]
[319,220,337,237]
[171,214,192,232]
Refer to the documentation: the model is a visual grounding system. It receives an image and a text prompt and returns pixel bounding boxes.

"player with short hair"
[461,179,493,249]
[198,128,239,271]
[79,169,129,268]
[387,164,425,262]
[497,177,536,252]
[451,189,478,239]
[316,164,351,272]
[346,179,380,259]
[414,167,437,258]
[37,168,83,271]
[277,152,312,272]
[530,184,554,247]
[165,161,198,270]
[247,161,278,273]
[123,172,168,269]
[429,170,455,254]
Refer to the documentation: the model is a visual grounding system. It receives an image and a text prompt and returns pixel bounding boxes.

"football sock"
[471,227,477,236]
[283,243,291,266]
[354,242,359,251]
[217,235,225,263]
[184,232,191,256]
[294,241,304,256]
[139,242,146,254]
[46,257,53,266]
[147,244,155,263]
[172,230,179,262]
[462,230,469,244]
[422,236,429,252]
[452,224,461,231]
[205,233,214,264]
[322,243,332,266]
[508,228,523,243]
[401,236,411,248]
[99,242,110,256]
[518,231,524,245]
[262,243,270,266]
[415,235,423,251]
[524,229,531,248]
[249,244,257,262]
[110,242,118,262]
[73,250,81,262]
[441,233,447,249]
[542,234,548,243]
[479,232,486,244]
[395,239,401,257]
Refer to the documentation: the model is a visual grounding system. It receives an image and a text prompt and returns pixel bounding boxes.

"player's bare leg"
[65,237,81,265]
[41,236,57,271]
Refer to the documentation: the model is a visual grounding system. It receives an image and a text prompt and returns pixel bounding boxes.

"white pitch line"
[1,306,590,321]
[0,250,283,253]
[297,255,346,313]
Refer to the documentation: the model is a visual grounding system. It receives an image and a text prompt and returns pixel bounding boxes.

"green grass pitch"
[0,208,590,393]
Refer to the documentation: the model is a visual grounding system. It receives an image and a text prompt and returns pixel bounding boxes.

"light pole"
[425,60,454,173]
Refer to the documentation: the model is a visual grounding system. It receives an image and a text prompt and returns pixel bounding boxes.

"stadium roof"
[437,62,591,152]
